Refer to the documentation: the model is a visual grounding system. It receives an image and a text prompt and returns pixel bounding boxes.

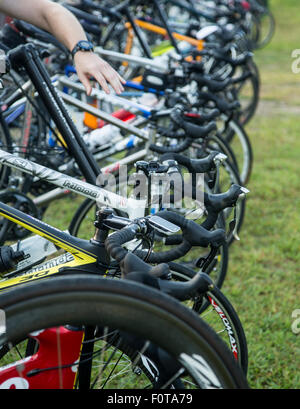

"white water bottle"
[83,124,122,149]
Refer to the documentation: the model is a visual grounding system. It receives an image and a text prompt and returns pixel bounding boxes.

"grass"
[222,0,300,389]
[39,0,299,389]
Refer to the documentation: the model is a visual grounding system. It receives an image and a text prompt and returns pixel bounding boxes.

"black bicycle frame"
[7,43,101,184]
[152,0,181,55]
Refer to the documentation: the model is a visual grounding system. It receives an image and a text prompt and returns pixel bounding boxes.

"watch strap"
[71,41,94,57]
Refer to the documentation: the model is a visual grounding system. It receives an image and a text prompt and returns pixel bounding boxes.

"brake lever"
[229,187,250,241]
[195,245,218,271]
[212,152,227,193]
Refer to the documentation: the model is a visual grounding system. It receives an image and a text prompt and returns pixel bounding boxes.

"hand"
[74,51,126,95]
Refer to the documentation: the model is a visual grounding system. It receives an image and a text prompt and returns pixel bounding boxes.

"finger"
[93,71,110,94]
[98,57,126,85]
[103,71,125,94]
[78,72,92,96]
[99,64,125,94]
[117,73,127,84]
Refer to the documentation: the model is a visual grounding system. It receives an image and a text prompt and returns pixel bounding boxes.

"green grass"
[223,0,300,389]
[41,0,300,389]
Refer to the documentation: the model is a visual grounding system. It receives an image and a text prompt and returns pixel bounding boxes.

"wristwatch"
[71,40,94,57]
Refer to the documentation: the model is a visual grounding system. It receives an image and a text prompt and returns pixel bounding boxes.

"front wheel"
[0,274,249,389]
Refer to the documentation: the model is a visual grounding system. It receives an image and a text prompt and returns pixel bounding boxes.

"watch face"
[78,41,93,50]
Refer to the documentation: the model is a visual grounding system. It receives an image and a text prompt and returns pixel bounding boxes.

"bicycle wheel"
[233,60,260,126]
[219,115,253,185]
[0,190,41,245]
[168,262,248,374]
[0,274,249,389]
[68,197,98,239]
[253,8,276,49]
[202,132,240,180]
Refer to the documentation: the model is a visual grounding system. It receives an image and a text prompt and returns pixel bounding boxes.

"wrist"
[71,40,94,58]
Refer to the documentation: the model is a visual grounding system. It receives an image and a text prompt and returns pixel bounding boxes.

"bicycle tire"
[0,274,249,389]
[168,262,248,374]
[235,60,260,125]
[253,9,276,49]
[220,115,253,185]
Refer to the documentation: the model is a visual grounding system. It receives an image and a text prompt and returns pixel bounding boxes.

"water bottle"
[83,124,122,150]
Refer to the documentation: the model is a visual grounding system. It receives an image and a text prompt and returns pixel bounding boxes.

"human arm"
[0,0,125,94]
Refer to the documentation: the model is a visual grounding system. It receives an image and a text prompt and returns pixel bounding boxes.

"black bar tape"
[105,226,137,262]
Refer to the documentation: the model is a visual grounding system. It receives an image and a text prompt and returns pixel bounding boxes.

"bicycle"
[0,8,256,191]
[0,139,248,371]
[0,273,249,389]
[0,1,276,389]
[0,42,248,247]
[0,200,249,386]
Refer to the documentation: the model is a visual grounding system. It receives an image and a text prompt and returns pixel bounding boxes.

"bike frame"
[123,17,204,52]
[95,46,170,73]
[0,147,151,293]
[7,43,100,185]
[0,150,146,390]
[0,77,169,211]
[0,147,146,224]
[0,325,85,389]
[0,184,128,389]
[96,0,203,61]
